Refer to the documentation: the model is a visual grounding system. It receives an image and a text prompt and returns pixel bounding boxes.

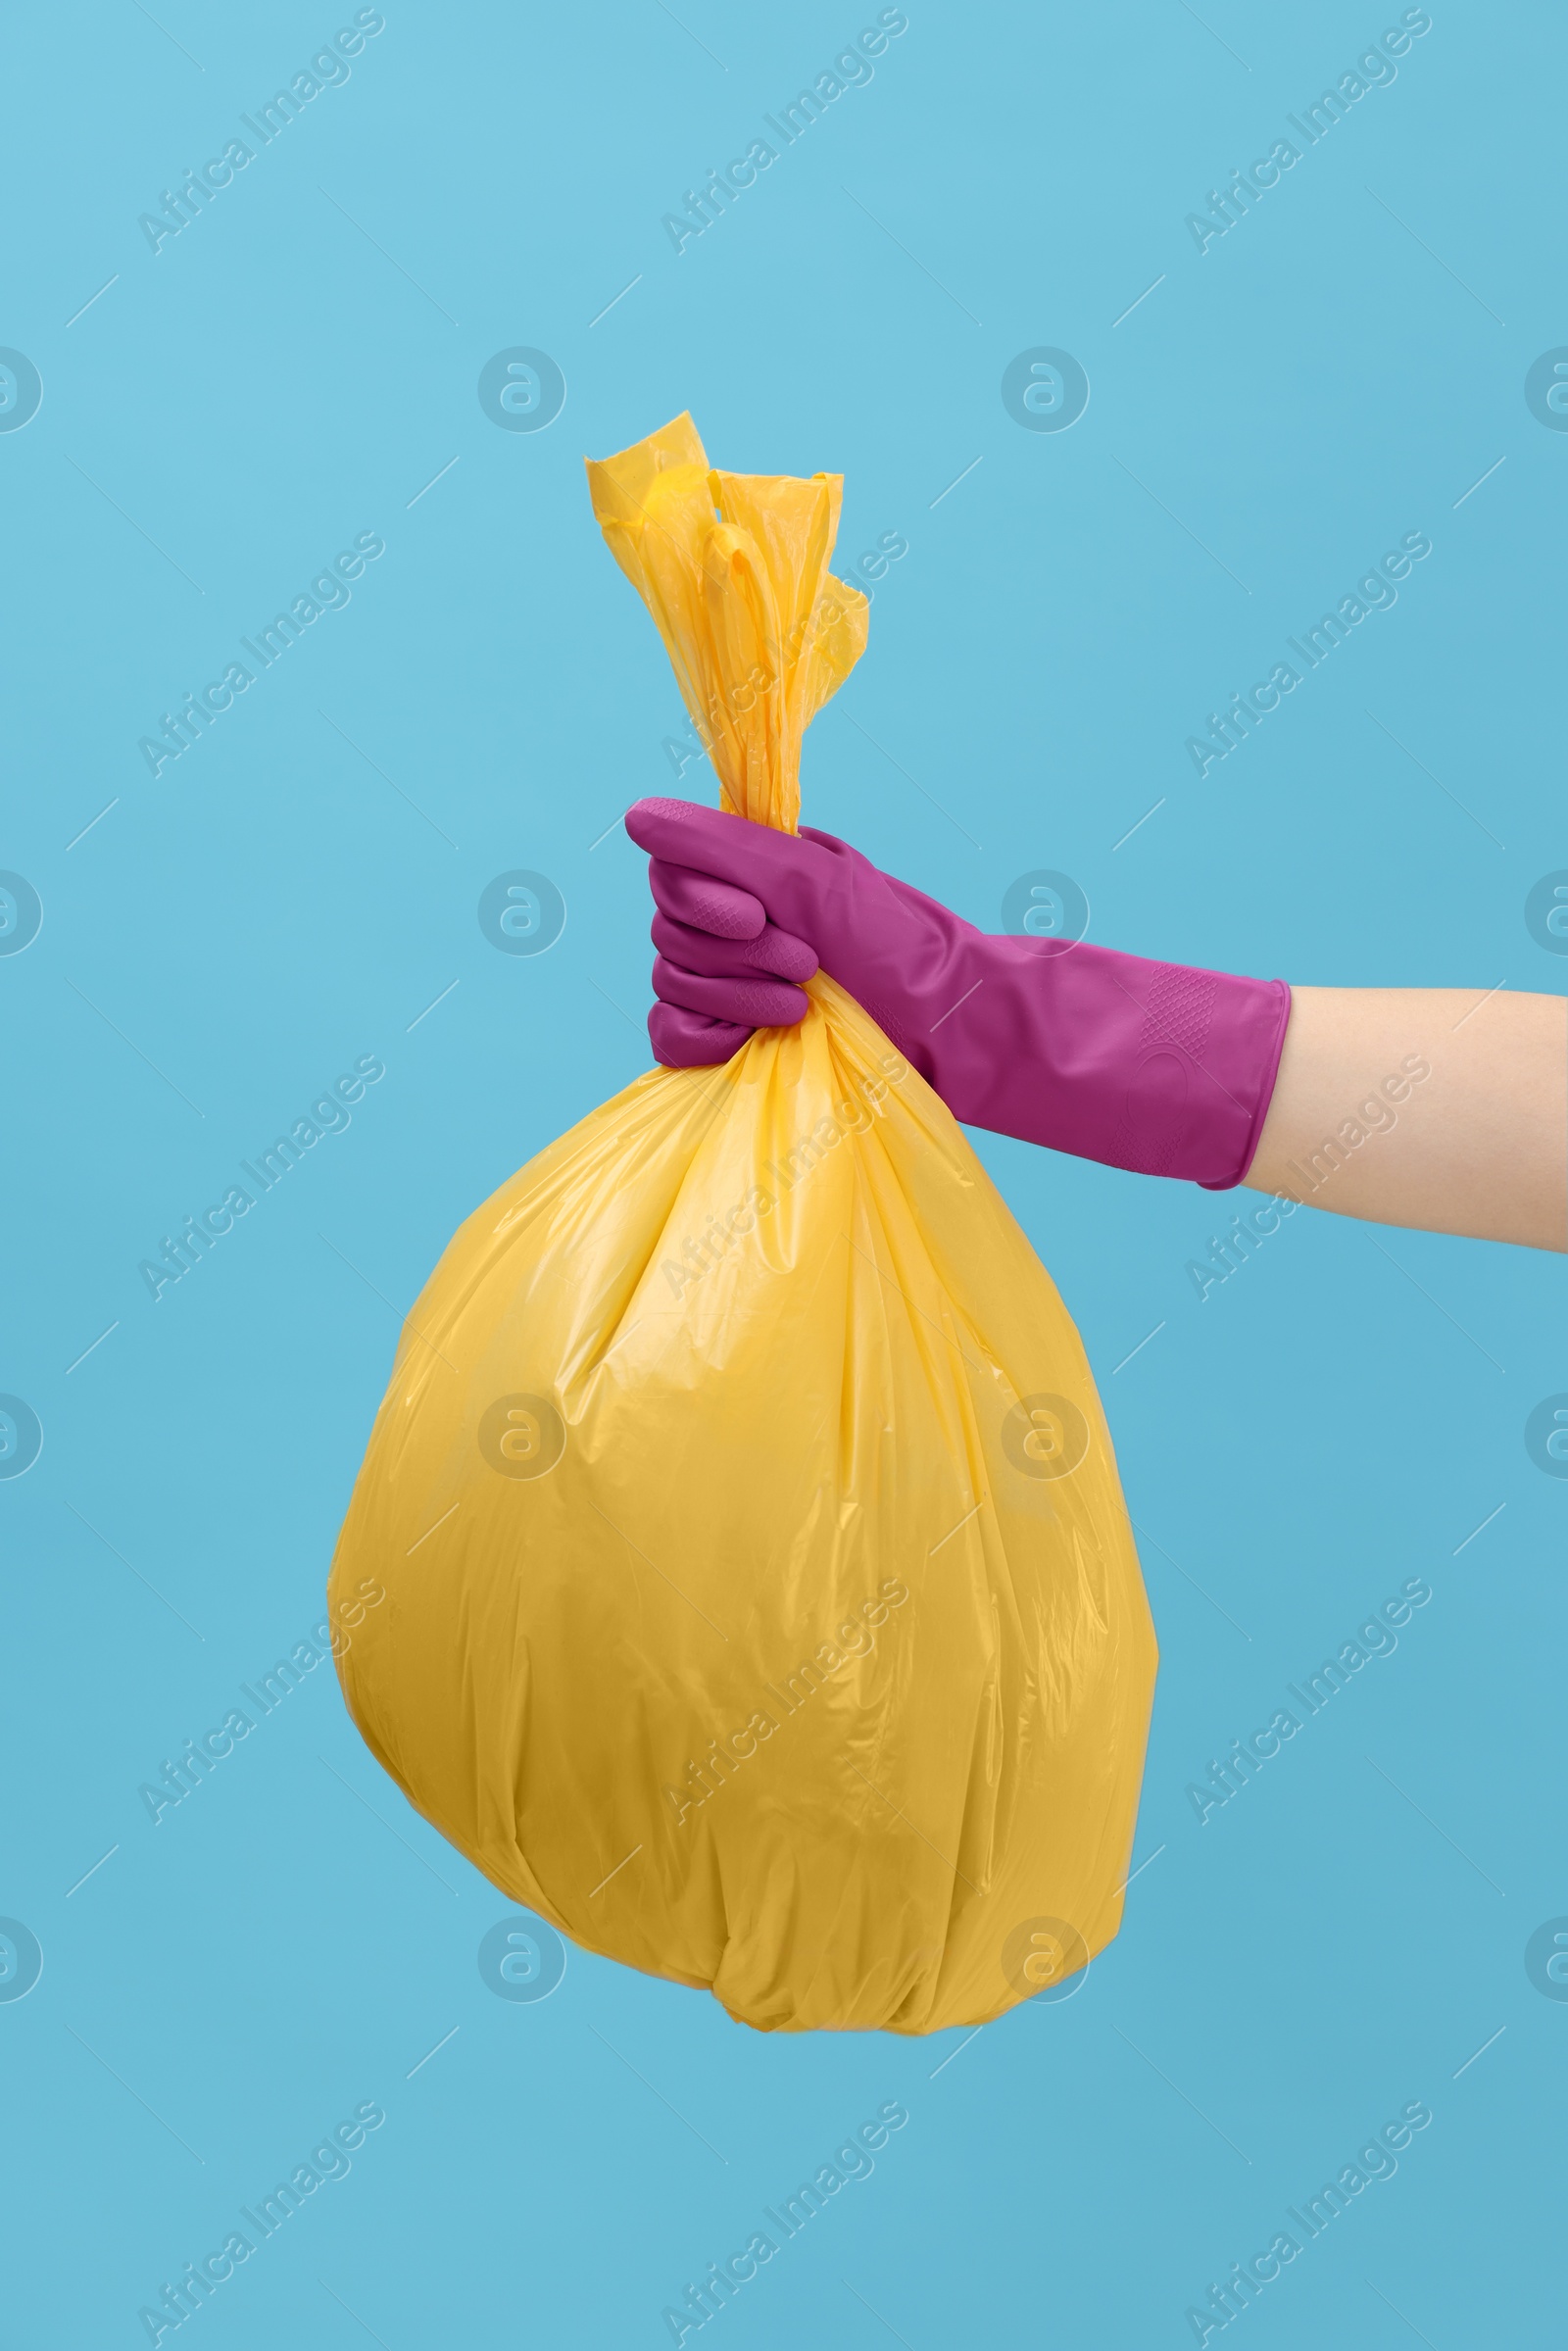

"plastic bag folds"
[328,416,1157,2033]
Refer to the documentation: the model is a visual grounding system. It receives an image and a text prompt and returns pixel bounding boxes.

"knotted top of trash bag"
[587,412,867,832]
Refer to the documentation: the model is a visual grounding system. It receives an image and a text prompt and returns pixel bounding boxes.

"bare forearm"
[1245,986,1567,1252]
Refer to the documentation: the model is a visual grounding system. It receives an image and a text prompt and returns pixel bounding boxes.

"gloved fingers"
[652,908,817,985]
[648,857,765,942]
[648,1003,752,1067]
[652,955,810,1030]
[629,800,837,941]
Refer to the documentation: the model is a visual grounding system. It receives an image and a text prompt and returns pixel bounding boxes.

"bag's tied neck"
[587,414,868,835]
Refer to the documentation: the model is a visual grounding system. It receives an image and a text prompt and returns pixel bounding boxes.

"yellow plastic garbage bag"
[327,416,1157,2033]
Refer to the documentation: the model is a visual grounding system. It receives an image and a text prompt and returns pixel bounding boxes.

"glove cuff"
[911,937,1292,1191]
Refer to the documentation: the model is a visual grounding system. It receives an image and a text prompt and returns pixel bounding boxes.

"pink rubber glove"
[625,799,1291,1191]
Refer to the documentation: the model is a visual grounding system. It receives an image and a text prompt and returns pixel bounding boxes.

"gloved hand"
[625,798,1291,1191]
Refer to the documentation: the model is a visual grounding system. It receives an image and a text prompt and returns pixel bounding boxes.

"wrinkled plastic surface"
[327,416,1157,2033]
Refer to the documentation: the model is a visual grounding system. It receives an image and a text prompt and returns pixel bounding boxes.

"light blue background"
[2,2,1564,2343]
